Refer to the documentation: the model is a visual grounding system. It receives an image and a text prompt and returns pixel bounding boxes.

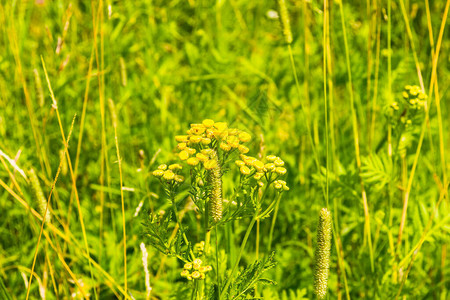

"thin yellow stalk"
[338,0,374,272]
[108,99,128,293]
[25,115,76,300]
[0,177,130,299]
[396,0,449,248]
[40,57,97,298]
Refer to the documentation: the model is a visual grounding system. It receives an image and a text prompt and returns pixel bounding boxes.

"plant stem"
[171,197,195,260]
[220,214,257,299]
[268,193,282,252]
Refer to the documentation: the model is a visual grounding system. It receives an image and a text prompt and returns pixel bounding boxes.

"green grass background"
[0,0,449,299]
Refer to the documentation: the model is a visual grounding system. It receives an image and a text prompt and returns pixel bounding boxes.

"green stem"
[215,225,221,300]
[220,214,257,299]
[268,193,282,252]
[171,197,195,260]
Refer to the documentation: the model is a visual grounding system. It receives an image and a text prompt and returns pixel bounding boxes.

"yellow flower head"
[177,143,187,150]
[204,159,218,170]
[265,163,275,171]
[189,135,202,143]
[186,147,196,155]
[187,157,200,166]
[240,165,251,175]
[184,263,193,270]
[178,150,189,160]
[201,138,211,145]
[152,170,164,177]
[158,164,167,170]
[196,153,209,162]
[175,135,189,142]
[181,270,190,277]
[266,155,277,161]
[193,258,202,265]
[214,122,228,131]
[254,172,264,180]
[235,160,245,167]
[275,167,287,175]
[202,119,215,128]
[175,175,185,183]
[163,170,175,180]
[252,160,265,171]
[238,132,251,142]
[169,164,182,170]
[192,271,201,279]
[274,159,285,167]
[220,142,231,151]
[238,145,249,154]
[191,127,205,135]
[201,149,214,156]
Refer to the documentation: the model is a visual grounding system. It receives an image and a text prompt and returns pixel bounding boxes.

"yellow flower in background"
[158,164,167,170]
[169,163,182,170]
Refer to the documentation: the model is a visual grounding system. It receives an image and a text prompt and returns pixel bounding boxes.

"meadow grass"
[0,0,449,299]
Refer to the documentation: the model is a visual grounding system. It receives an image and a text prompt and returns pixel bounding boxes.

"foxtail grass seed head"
[277,0,293,44]
[207,150,223,223]
[314,208,332,299]
[29,168,51,224]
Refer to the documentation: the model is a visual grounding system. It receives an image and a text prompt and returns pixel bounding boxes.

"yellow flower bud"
[189,135,202,143]
[235,160,245,167]
[187,157,200,166]
[274,159,284,167]
[275,167,287,175]
[169,164,182,170]
[214,122,227,131]
[238,132,251,142]
[158,164,167,170]
[177,143,187,150]
[202,119,214,128]
[266,155,277,161]
[265,163,275,171]
[152,170,164,177]
[253,160,265,171]
[196,153,209,162]
[175,175,185,183]
[204,159,218,170]
[175,135,189,142]
[186,147,196,155]
[220,142,231,151]
[240,165,251,175]
[201,138,211,145]
[163,170,175,180]
[178,150,189,160]
[238,145,249,153]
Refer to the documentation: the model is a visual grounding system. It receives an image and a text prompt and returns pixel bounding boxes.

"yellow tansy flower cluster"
[235,154,287,179]
[175,119,252,167]
[152,163,184,183]
[180,258,212,280]
[402,85,426,111]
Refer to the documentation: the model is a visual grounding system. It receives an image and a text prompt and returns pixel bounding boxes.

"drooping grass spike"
[277,0,293,44]
[29,168,51,224]
[314,208,332,299]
